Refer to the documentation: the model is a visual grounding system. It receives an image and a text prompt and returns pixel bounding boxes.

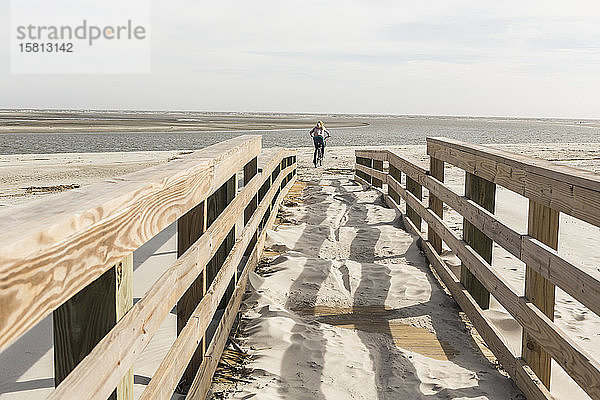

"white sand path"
[223,176,523,399]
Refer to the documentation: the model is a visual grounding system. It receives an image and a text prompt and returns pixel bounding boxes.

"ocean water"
[1,116,599,155]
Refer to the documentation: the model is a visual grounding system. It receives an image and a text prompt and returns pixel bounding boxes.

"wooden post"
[460,172,495,309]
[406,176,422,230]
[244,157,258,258]
[176,201,206,386]
[388,164,401,205]
[224,176,237,297]
[372,159,383,188]
[522,200,559,388]
[54,254,133,400]
[207,175,237,318]
[428,157,444,254]
[355,157,372,184]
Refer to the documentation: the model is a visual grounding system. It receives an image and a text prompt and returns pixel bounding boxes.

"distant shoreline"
[0,123,369,135]
[1,109,599,134]
[0,110,368,134]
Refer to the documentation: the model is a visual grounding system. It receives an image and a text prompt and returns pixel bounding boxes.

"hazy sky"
[1,0,600,118]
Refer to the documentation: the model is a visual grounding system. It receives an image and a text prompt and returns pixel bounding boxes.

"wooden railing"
[0,135,297,400]
[354,138,600,400]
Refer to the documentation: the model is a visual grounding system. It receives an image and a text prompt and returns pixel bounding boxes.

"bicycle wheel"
[317,147,324,166]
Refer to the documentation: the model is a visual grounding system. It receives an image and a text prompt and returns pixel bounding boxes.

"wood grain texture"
[53,254,133,400]
[116,256,134,400]
[461,172,495,310]
[395,182,600,400]
[0,135,262,353]
[520,236,600,319]
[187,173,297,400]
[140,160,296,400]
[47,155,269,400]
[386,194,553,400]
[427,137,600,228]
[387,151,428,185]
[428,157,444,254]
[522,200,559,388]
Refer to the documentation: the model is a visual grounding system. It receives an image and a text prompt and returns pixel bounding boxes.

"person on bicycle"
[309,120,330,167]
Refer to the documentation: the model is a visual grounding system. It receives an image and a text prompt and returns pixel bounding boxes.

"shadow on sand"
[274,178,520,399]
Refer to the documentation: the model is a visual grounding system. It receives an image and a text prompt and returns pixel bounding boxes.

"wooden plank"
[422,173,522,259]
[0,135,262,353]
[244,156,259,224]
[176,201,206,386]
[386,157,600,329]
[428,157,444,253]
[244,156,259,258]
[186,173,297,400]
[386,151,428,185]
[395,183,600,400]
[388,163,402,205]
[206,176,237,295]
[115,255,134,400]
[406,176,422,230]
[428,137,600,192]
[427,137,600,228]
[48,162,269,400]
[355,149,387,161]
[386,194,553,400]
[355,154,373,184]
[355,163,387,183]
[139,161,296,400]
[520,236,600,319]
[461,172,495,310]
[53,254,133,400]
[372,159,384,188]
[522,200,559,388]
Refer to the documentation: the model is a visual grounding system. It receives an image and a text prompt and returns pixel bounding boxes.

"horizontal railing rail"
[354,139,600,400]
[0,135,297,400]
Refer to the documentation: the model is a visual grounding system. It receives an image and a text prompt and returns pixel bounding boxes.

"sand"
[0,110,367,134]
[1,143,600,399]
[220,177,522,399]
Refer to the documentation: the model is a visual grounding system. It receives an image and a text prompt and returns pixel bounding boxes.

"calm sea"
[1,116,599,155]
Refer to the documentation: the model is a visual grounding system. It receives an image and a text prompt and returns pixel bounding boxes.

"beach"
[1,143,600,399]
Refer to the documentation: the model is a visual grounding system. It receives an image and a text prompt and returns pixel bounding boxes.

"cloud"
[1,0,600,117]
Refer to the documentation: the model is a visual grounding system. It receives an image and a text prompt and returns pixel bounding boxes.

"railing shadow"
[277,179,344,400]
[332,180,515,399]
[0,315,53,395]
[265,178,517,399]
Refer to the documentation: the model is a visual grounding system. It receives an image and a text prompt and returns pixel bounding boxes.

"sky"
[1,0,600,118]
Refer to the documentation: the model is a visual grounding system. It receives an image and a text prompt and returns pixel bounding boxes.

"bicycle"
[314,135,329,167]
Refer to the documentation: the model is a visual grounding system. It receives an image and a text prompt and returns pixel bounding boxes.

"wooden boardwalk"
[3,136,600,399]
[293,306,459,361]
[221,176,521,399]
[356,138,600,400]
